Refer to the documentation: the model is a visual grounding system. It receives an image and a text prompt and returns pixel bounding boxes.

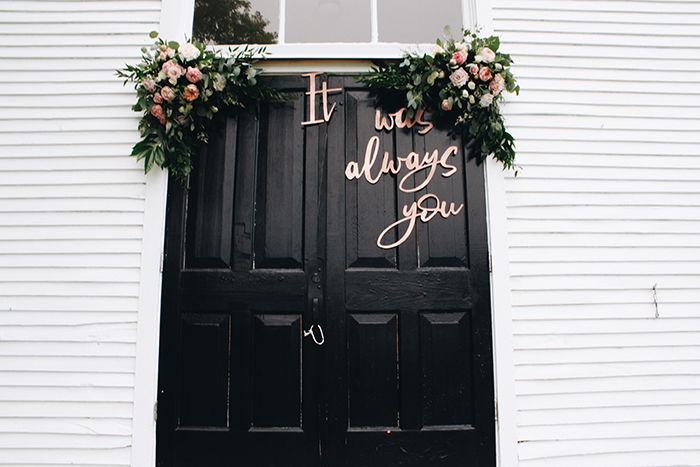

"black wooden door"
[157,75,495,467]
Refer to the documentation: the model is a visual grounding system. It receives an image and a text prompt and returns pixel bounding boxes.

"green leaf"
[168,41,180,50]
[149,31,159,39]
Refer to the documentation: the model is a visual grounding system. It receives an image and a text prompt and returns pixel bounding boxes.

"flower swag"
[358,29,520,171]
[117,32,282,183]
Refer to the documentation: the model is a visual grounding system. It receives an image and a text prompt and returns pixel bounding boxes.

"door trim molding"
[131,1,193,466]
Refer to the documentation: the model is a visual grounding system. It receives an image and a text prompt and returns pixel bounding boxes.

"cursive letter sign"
[376,194,464,249]
[301,72,342,126]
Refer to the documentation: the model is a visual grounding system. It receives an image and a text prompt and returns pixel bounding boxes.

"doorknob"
[304,297,324,345]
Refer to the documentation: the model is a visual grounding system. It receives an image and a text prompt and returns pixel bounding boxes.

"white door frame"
[131,1,517,465]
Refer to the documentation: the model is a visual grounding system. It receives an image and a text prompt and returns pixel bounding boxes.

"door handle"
[304,297,324,345]
[303,324,325,346]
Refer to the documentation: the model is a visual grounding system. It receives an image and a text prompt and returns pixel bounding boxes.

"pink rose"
[150,104,166,125]
[162,60,185,82]
[183,84,199,101]
[141,79,156,92]
[476,47,496,63]
[160,86,176,101]
[153,92,163,104]
[478,66,493,82]
[489,74,505,96]
[468,63,479,76]
[440,99,453,111]
[452,50,468,66]
[449,68,469,88]
[186,66,203,83]
[159,47,175,60]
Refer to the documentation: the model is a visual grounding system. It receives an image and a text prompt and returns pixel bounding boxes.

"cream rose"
[479,93,494,107]
[213,75,226,92]
[449,68,469,88]
[178,43,200,62]
[468,63,479,76]
[475,47,496,63]
[441,98,453,111]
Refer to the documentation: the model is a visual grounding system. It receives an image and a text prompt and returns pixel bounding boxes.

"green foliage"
[358,28,520,172]
[117,34,283,184]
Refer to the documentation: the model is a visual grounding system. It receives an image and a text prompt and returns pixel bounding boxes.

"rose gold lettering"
[373,107,434,134]
[376,193,464,249]
[374,109,394,131]
[301,72,342,126]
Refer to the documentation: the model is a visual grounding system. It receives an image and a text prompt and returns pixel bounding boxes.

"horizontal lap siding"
[493,1,700,465]
[0,1,160,466]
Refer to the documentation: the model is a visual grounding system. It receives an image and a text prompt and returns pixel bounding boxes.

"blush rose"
[160,86,176,101]
[449,68,469,88]
[150,104,166,125]
[452,49,468,66]
[489,74,505,96]
[186,66,203,83]
[141,79,156,93]
[183,84,199,101]
[478,66,493,82]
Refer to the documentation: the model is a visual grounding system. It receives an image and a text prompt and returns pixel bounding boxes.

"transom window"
[193,0,468,45]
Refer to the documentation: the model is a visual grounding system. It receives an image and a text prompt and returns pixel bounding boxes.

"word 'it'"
[301,72,342,126]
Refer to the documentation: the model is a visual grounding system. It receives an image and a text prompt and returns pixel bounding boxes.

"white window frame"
[133,1,518,466]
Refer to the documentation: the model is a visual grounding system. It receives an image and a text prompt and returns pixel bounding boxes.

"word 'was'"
[374,108,433,135]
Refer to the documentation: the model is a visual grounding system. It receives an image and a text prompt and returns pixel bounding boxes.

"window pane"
[378,0,462,43]
[286,0,371,43]
[193,0,279,45]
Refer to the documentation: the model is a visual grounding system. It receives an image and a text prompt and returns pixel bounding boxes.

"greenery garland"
[117,32,282,183]
[359,29,520,171]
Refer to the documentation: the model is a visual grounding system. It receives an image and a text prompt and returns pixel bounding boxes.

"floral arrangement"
[117,32,281,183]
[359,29,519,170]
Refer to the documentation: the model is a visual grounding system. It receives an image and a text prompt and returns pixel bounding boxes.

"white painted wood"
[492,1,700,465]
[130,1,191,466]
[0,1,163,466]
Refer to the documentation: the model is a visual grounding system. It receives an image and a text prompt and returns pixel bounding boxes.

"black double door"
[157,75,495,467]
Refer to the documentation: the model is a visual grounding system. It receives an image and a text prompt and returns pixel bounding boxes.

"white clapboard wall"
[493,0,700,465]
[0,1,161,465]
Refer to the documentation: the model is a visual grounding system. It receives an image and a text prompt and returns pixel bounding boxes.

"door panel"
[324,76,494,466]
[157,74,495,467]
[157,75,319,467]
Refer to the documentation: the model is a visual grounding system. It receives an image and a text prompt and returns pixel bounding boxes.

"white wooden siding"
[493,1,700,465]
[0,1,161,465]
